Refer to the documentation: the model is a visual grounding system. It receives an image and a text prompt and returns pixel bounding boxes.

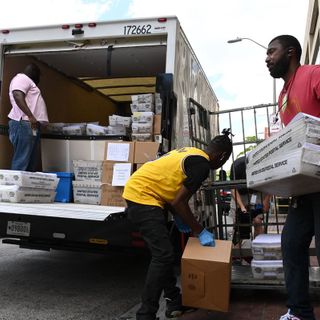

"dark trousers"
[282,193,320,320]
[126,201,180,320]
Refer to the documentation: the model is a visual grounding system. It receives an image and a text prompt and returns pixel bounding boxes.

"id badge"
[250,194,257,205]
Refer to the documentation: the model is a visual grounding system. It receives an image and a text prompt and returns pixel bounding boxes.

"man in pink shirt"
[8,63,48,171]
[266,35,320,320]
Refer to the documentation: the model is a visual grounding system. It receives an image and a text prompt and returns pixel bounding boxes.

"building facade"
[303,0,320,64]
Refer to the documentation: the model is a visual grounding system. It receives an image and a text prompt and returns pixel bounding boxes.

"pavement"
[121,287,320,320]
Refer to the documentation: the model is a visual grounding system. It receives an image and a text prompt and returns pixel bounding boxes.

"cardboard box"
[105,141,134,163]
[101,185,126,207]
[181,237,232,312]
[153,114,161,135]
[246,144,320,197]
[134,142,160,164]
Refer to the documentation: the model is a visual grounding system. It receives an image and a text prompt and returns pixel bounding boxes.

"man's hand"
[28,115,38,130]
[198,229,215,247]
[173,215,191,233]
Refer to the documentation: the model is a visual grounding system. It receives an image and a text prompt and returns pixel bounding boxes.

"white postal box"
[73,160,103,181]
[131,122,153,134]
[131,93,154,104]
[0,185,56,203]
[252,234,282,260]
[0,170,59,190]
[130,103,154,113]
[132,112,154,123]
[247,113,320,166]
[72,180,107,205]
[246,144,320,197]
[86,124,109,136]
[251,259,284,280]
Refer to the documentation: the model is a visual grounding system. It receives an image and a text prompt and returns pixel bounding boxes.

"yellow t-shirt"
[122,147,209,208]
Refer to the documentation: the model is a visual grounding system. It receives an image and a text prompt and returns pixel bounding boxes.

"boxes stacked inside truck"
[130,94,155,142]
[251,233,283,280]
[246,113,320,197]
[0,170,59,203]
[72,141,134,206]
[108,115,132,136]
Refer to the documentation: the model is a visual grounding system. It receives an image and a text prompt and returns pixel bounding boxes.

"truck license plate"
[7,221,31,237]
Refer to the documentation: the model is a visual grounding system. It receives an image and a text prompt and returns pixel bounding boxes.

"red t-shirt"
[278,65,320,126]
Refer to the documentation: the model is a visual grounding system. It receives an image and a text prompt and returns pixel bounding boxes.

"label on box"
[106,143,130,161]
[112,163,132,186]
[184,265,205,298]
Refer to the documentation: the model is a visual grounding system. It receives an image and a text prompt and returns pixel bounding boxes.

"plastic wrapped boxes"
[246,113,320,197]
[0,170,59,203]
[251,233,283,280]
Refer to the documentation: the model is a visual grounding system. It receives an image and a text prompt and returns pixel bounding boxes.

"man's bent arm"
[169,185,203,235]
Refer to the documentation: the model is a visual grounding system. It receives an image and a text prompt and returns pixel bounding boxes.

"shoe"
[165,296,196,319]
[279,309,301,320]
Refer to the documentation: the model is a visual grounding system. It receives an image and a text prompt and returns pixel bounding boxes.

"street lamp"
[227,37,277,110]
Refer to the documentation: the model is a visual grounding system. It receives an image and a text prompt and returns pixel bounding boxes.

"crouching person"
[122,129,233,320]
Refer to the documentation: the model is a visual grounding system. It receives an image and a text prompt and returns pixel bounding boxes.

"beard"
[270,54,290,78]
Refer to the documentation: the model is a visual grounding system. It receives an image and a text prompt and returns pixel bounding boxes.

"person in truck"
[8,63,48,171]
[122,129,233,320]
[266,34,320,320]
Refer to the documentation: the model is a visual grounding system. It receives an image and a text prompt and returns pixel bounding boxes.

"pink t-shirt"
[278,65,320,126]
[8,73,48,122]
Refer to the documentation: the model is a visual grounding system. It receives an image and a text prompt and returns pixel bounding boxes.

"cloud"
[127,0,308,109]
[0,0,113,28]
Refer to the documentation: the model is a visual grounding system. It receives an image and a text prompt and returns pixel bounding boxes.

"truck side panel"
[172,27,219,149]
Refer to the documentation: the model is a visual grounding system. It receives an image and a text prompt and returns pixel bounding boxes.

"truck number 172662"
[123,24,152,35]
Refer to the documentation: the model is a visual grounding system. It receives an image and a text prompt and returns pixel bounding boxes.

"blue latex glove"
[173,215,191,233]
[198,229,215,247]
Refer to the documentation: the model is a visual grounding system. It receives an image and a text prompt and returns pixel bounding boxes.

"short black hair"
[269,35,302,60]
[206,128,233,155]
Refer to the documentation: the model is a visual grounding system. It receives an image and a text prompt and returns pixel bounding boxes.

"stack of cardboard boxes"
[71,140,159,206]
[72,141,134,206]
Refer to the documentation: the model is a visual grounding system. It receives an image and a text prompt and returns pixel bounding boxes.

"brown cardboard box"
[153,114,161,135]
[104,141,134,163]
[181,237,232,312]
[134,142,160,164]
[101,185,126,207]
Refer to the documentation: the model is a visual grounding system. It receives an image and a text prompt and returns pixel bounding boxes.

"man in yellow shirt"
[123,129,232,320]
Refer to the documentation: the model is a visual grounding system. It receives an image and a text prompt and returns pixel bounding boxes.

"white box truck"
[0,16,219,252]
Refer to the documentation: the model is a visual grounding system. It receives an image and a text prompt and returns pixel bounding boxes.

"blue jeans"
[126,201,180,320]
[282,193,320,320]
[8,119,40,171]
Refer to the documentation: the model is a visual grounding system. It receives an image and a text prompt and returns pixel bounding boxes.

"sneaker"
[164,297,196,319]
[279,310,301,320]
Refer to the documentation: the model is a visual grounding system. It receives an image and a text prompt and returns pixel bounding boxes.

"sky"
[0,0,310,111]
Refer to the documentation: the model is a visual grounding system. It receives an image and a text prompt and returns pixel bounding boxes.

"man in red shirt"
[266,35,320,320]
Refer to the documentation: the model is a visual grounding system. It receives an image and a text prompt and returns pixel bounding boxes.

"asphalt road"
[0,244,149,320]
